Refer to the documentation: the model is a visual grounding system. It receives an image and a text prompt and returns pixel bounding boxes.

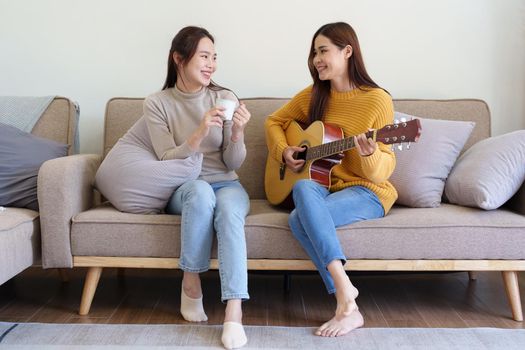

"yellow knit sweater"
[265,85,398,213]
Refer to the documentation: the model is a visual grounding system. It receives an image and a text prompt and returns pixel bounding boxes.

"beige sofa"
[38,97,525,321]
[0,97,77,285]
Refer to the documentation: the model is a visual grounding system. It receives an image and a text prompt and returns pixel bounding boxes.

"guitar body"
[264,120,344,206]
[264,118,421,207]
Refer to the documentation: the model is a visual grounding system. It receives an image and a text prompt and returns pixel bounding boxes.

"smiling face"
[175,37,217,92]
[312,34,352,89]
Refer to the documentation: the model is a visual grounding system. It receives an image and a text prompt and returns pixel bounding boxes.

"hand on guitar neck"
[354,132,378,157]
[283,131,375,173]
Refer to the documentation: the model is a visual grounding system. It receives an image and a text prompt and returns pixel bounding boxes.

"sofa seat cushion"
[71,200,305,259]
[71,203,181,257]
[0,207,39,232]
[340,204,525,260]
[0,207,40,285]
[71,202,525,260]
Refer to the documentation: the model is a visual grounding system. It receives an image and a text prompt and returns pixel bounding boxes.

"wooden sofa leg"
[468,271,477,280]
[501,271,523,321]
[79,267,103,316]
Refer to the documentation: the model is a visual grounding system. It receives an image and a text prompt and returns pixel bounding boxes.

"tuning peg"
[397,144,403,151]
[400,117,407,123]
[406,142,411,150]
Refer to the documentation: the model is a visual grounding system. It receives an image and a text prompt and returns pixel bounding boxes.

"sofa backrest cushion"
[393,99,490,151]
[103,98,145,157]
[104,97,490,200]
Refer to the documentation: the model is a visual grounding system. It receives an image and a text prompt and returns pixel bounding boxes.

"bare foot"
[334,280,359,316]
[315,308,364,337]
[349,284,359,299]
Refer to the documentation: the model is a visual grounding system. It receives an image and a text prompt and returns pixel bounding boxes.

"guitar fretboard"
[305,133,371,161]
[301,120,419,161]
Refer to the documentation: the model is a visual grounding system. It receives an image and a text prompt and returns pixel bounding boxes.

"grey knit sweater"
[142,86,245,182]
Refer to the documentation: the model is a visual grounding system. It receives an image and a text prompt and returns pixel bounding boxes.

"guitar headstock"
[369,118,422,148]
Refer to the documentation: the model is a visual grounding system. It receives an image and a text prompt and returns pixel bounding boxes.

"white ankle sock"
[180,287,208,322]
[221,322,247,349]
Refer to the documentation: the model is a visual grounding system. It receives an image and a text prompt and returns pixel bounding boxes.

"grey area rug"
[1,322,524,349]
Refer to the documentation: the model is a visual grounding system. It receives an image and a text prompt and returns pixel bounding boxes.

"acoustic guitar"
[264,119,422,206]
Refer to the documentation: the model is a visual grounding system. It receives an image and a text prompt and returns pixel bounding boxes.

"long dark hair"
[162,26,223,92]
[307,22,386,123]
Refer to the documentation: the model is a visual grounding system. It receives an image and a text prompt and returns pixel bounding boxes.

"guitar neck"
[302,119,421,161]
[305,132,373,161]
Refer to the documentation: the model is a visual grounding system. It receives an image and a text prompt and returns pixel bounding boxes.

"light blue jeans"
[288,180,384,294]
[165,179,250,302]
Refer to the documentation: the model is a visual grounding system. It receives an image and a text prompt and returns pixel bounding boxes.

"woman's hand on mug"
[231,102,251,142]
[188,107,224,150]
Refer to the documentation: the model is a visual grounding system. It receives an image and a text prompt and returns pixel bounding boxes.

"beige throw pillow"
[445,130,525,210]
[389,113,475,208]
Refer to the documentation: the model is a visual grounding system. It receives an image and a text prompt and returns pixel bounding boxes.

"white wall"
[1,0,524,154]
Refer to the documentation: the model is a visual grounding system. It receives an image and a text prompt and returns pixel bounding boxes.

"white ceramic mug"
[216,98,236,121]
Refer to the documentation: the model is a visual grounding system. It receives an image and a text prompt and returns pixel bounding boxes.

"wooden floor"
[0,268,524,328]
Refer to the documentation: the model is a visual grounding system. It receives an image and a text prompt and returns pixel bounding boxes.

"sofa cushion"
[101,98,491,201]
[389,115,475,208]
[0,123,68,210]
[71,203,182,257]
[0,207,39,232]
[445,130,525,210]
[95,131,203,215]
[71,201,305,259]
[71,201,525,260]
[339,204,525,259]
[0,207,41,285]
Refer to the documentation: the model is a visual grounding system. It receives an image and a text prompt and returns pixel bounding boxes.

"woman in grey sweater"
[95,26,251,349]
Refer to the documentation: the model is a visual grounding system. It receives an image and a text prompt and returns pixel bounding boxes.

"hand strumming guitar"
[283,146,306,172]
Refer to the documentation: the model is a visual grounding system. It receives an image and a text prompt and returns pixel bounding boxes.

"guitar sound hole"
[293,146,308,161]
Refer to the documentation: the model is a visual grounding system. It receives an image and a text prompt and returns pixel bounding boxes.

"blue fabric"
[0,96,55,132]
[165,179,250,302]
[0,123,68,210]
[288,180,384,293]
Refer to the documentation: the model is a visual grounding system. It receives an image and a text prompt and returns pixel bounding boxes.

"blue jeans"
[288,180,384,294]
[165,179,250,302]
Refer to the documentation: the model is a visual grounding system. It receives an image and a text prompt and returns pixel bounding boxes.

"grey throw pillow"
[445,130,525,210]
[389,113,475,208]
[95,139,203,215]
[0,122,69,211]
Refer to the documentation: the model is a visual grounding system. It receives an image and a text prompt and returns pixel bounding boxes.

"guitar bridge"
[279,163,286,180]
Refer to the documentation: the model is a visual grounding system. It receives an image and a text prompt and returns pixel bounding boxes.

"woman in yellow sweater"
[265,22,397,337]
